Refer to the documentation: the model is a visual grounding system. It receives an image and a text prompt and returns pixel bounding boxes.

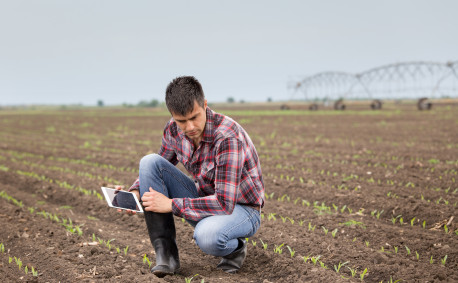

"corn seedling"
[124,246,129,255]
[184,274,199,283]
[310,255,321,265]
[376,210,384,219]
[116,247,121,254]
[347,266,357,277]
[303,255,310,263]
[331,228,338,238]
[143,254,152,268]
[365,241,370,247]
[422,221,426,229]
[32,266,38,276]
[0,243,4,253]
[405,245,411,255]
[430,256,434,264]
[9,256,13,264]
[410,217,416,226]
[415,251,419,260]
[444,225,448,234]
[394,246,398,254]
[441,255,447,265]
[360,268,368,281]
[287,245,295,257]
[322,226,329,235]
[24,266,28,274]
[251,240,257,247]
[308,222,316,231]
[274,243,284,254]
[260,239,268,250]
[334,261,348,273]
[319,260,328,269]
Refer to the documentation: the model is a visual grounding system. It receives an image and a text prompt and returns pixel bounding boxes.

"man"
[122,76,264,277]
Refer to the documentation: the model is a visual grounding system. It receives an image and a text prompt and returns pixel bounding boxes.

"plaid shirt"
[129,107,265,221]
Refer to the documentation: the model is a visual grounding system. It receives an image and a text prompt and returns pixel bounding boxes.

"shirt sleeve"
[171,138,244,221]
[158,122,179,165]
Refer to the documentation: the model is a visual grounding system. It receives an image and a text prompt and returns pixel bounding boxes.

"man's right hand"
[115,186,140,215]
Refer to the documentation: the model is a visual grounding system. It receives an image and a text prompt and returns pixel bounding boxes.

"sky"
[0,0,457,105]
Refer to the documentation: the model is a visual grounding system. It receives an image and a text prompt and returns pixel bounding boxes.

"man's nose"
[186,121,194,130]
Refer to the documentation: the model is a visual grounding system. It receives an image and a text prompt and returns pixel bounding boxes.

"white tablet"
[100,187,144,213]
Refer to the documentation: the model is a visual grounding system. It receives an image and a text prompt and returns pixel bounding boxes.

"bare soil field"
[0,103,457,282]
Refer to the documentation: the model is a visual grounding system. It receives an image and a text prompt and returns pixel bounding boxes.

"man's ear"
[204,99,207,110]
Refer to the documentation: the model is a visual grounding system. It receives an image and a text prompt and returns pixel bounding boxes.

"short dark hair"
[165,76,205,116]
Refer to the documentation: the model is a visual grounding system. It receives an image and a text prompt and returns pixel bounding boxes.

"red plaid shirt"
[129,107,265,221]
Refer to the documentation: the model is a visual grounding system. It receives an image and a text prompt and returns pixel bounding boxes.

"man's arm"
[171,138,244,221]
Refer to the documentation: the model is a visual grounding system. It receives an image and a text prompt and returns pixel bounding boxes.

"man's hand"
[141,187,173,213]
[115,186,139,215]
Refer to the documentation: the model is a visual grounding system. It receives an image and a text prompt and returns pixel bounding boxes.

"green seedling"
[331,228,338,238]
[24,266,28,274]
[347,266,357,277]
[444,225,448,234]
[310,255,321,265]
[410,217,416,226]
[405,245,411,255]
[422,221,426,229]
[116,247,121,254]
[365,241,370,247]
[415,251,419,260]
[360,268,368,281]
[0,243,4,253]
[441,255,447,265]
[308,222,316,231]
[32,266,38,276]
[322,226,329,235]
[274,243,284,254]
[124,246,129,255]
[287,246,295,257]
[394,246,398,254]
[376,210,384,219]
[303,255,311,263]
[184,274,199,283]
[251,240,257,247]
[9,256,13,264]
[334,261,349,273]
[319,260,328,269]
[259,239,268,250]
[430,256,434,264]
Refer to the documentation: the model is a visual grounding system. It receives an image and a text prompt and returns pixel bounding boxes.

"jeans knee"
[139,154,161,173]
[193,227,228,257]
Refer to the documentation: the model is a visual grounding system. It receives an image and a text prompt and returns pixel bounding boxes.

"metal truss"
[292,61,458,101]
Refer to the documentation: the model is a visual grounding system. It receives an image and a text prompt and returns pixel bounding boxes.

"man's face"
[172,100,207,143]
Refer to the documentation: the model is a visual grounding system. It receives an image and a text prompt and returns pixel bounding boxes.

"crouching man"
[122,76,265,277]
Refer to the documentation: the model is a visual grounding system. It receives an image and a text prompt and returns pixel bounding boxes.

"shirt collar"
[202,107,214,143]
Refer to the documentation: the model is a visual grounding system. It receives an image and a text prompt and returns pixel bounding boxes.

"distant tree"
[227,97,235,103]
[138,99,159,107]
[97,100,104,107]
[240,99,245,104]
[267,97,272,102]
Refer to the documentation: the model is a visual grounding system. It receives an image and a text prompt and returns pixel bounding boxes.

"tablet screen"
[101,187,144,213]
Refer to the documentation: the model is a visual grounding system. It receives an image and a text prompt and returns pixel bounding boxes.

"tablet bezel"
[100,187,144,213]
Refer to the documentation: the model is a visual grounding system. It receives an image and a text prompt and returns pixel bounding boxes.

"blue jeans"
[139,154,261,257]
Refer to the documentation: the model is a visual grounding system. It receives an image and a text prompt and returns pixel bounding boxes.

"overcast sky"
[0,1,457,105]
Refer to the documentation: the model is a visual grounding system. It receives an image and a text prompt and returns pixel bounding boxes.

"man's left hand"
[141,187,173,213]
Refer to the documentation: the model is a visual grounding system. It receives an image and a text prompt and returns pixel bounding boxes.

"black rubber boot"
[144,211,180,277]
[216,238,247,274]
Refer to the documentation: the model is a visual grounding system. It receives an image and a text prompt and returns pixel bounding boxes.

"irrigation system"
[289,61,458,110]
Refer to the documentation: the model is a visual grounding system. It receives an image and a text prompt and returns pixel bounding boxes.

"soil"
[0,103,457,282]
